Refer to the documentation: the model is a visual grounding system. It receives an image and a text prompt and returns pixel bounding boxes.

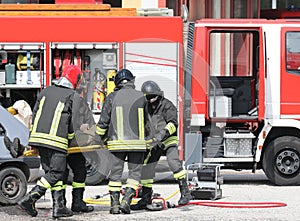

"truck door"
[280,28,300,119]
[208,30,259,119]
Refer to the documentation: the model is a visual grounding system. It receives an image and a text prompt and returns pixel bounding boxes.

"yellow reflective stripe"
[32,96,45,133]
[165,122,176,135]
[29,137,68,150]
[68,132,74,140]
[116,106,124,140]
[51,181,63,191]
[108,147,146,151]
[108,181,122,191]
[108,181,122,187]
[108,145,146,151]
[30,125,33,132]
[174,170,186,180]
[143,151,152,165]
[143,183,153,188]
[62,184,67,190]
[108,140,146,151]
[138,108,144,140]
[30,132,68,145]
[108,140,146,145]
[162,136,178,147]
[108,186,121,192]
[50,101,65,136]
[37,177,51,189]
[96,126,107,135]
[141,179,153,186]
[126,179,139,190]
[72,182,85,188]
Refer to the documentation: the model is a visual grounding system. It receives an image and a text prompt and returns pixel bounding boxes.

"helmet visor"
[146,94,157,101]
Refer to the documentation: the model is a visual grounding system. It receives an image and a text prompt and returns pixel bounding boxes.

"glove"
[153,129,168,142]
[145,137,162,149]
[93,135,107,149]
[80,123,89,132]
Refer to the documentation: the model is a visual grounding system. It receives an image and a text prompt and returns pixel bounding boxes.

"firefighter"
[17,65,82,218]
[96,68,147,215]
[131,80,192,211]
[63,88,95,213]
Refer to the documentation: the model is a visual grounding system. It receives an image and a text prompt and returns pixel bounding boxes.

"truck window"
[286,32,300,73]
[208,30,259,117]
[209,31,258,77]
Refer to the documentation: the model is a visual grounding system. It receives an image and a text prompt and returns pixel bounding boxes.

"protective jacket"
[145,96,178,148]
[29,84,77,153]
[96,82,147,152]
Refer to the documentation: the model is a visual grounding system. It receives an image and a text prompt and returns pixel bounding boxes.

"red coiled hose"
[187,201,287,208]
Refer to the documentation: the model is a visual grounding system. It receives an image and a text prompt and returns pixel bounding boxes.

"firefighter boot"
[109,191,121,214]
[4,136,18,158]
[178,178,193,205]
[13,137,25,157]
[52,190,73,218]
[120,187,136,214]
[17,185,47,217]
[130,187,153,210]
[62,189,67,206]
[71,188,94,213]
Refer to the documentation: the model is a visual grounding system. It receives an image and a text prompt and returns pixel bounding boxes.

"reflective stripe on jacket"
[145,97,179,148]
[96,83,147,152]
[29,85,77,153]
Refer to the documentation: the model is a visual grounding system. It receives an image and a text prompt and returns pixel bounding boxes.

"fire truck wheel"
[67,150,110,186]
[263,136,300,186]
[0,167,27,205]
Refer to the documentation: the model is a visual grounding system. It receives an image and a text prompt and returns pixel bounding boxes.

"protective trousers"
[141,145,184,183]
[67,152,87,183]
[109,152,145,188]
[39,147,67,186]
[63,152,94,213]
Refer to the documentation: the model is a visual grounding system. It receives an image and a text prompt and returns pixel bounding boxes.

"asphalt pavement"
[1,169,300,221]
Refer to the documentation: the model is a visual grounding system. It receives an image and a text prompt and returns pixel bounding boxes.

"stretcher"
[23,144,104,156]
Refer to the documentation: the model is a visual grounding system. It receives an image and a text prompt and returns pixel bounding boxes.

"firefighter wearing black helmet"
[96,68,147,215]
[18,65,83,218]
[131,80,192,211]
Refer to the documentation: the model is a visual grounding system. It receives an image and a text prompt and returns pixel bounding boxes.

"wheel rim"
[1,175,20,199]
[276,149,300,175]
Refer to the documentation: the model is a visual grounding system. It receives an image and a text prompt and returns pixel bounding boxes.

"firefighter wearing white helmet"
[96,68,147,215]
[18,65,83,219]
[131,80,192,211]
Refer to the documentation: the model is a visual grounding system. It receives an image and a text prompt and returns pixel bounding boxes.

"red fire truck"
[0,5,183,185]
[185,18,300,186]
[1,4,300,186]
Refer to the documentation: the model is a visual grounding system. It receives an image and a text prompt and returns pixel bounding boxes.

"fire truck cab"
[184,19,300,185]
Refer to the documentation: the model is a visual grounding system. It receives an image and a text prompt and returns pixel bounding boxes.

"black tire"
[263,136,300,186]
[0,167,27,205]
[68,149,111,186]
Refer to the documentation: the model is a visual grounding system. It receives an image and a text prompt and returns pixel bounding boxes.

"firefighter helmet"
[114,69,135,86]
[141,80,163,98]
[61,65,82,89]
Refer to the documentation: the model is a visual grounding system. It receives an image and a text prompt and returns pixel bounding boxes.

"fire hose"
[84,189,287,209]
[23,148,287,209]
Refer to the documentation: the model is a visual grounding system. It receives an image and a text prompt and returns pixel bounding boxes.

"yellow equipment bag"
[17,54,34,71]
[106,69,116,95]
